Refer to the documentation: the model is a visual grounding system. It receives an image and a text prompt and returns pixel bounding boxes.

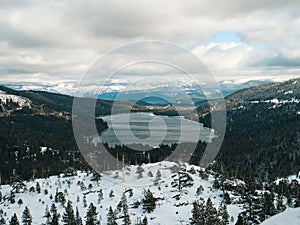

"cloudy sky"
[0,0,300,85]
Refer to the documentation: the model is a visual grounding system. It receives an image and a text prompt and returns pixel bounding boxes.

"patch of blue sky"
[213,31,241,43]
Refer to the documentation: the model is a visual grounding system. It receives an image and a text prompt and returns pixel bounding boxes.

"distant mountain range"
[2,79,272,106]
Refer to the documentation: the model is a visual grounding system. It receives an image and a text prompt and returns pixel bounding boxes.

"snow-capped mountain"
[0,80,270,106]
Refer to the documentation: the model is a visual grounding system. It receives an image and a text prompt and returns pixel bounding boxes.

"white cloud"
[0,0,300,85]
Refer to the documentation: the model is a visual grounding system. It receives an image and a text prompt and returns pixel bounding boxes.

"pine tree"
[18,198,23,206]
[142,189,156,213]
[223,192,231,204]
[121,195,130,225]
[205,198,222,225]
[0,209,6,225]
[171,166,194,191]
[44,205,51,225]
[98,189,103,204]
[107,206,117,225]
[9,214,19,225]
[262,192,276,217]
[83,195,87,208]
[86,203,98,225]
[62,201,76,225]
[219,202,229,225]
[154,169,161,185]
[235,214,244,225]
[276,195,286,213]
[294,195,300,208]
[50,204,60,225]
[109,190,114,198]
[22,207,32,225]
[190,200,205,225]
[136,165,144,179]
[142,216,148,225]
[75,207,83,225]
[36,182,41,193]
[117,193,126,213]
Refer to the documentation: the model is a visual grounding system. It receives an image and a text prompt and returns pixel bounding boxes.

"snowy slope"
[0,161,242,225]
[0,90,31,108]
[260,208,300,225]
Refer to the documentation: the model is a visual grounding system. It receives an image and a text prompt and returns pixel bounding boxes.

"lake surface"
[94,112,215,147]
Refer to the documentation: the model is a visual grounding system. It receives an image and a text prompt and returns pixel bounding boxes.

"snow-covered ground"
[0,90,31,108]
[260,208,300,225]
[0,161,242,225]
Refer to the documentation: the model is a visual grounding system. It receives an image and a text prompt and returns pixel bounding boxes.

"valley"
[0,78,300,224]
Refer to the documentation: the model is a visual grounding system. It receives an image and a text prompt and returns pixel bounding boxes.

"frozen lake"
[94,112,215,147]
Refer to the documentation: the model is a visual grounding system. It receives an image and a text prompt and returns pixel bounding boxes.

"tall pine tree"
[142,189,156,213]
[50,204,60,225]
[9,214,20,225]
[107,206,117,225]
[86,203,98,225]
[75,207,83,225]
[22,207,32,225]
[62,201,76,225]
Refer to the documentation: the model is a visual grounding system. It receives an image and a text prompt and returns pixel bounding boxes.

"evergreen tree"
[0,209,6,225]
[121,195,130,225]
[62,201,76,225]
[196,185,204,196]
[22,207,32,225]
[235,214,244,225]
[36,182,41,193]
[171,166,194,191]
[154,169,161,185]
[223,192,231,204]
[86,203,98,225]
[219,202,229,225]
[83,195,87,208]
[18,198,23,206]
[107,206,117,225]
[142,189,156,213]
[9,214,19,225]
[75,207,83,225]
[294,195,300,208]
[117,193,126,213]
[142,216,148,225]
[276,195,286,213]
[262,192,276,217]
[190,200,205,225]
[136,166,144,179]
[205,198,222,225]
[50,204,60,225]
[109,190,114,198]
[44,205,51,225]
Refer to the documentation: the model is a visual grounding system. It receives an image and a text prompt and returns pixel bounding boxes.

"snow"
[0,161,242,225]
[249,98,300,108]
[284,90,293,95]
[0,91,31,108]
[260,208,300,225]
[40,147,47,154]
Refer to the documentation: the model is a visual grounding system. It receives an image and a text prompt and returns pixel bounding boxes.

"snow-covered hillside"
[0,161,241,225]
[0,90,31,109]
[260,208,300,225]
